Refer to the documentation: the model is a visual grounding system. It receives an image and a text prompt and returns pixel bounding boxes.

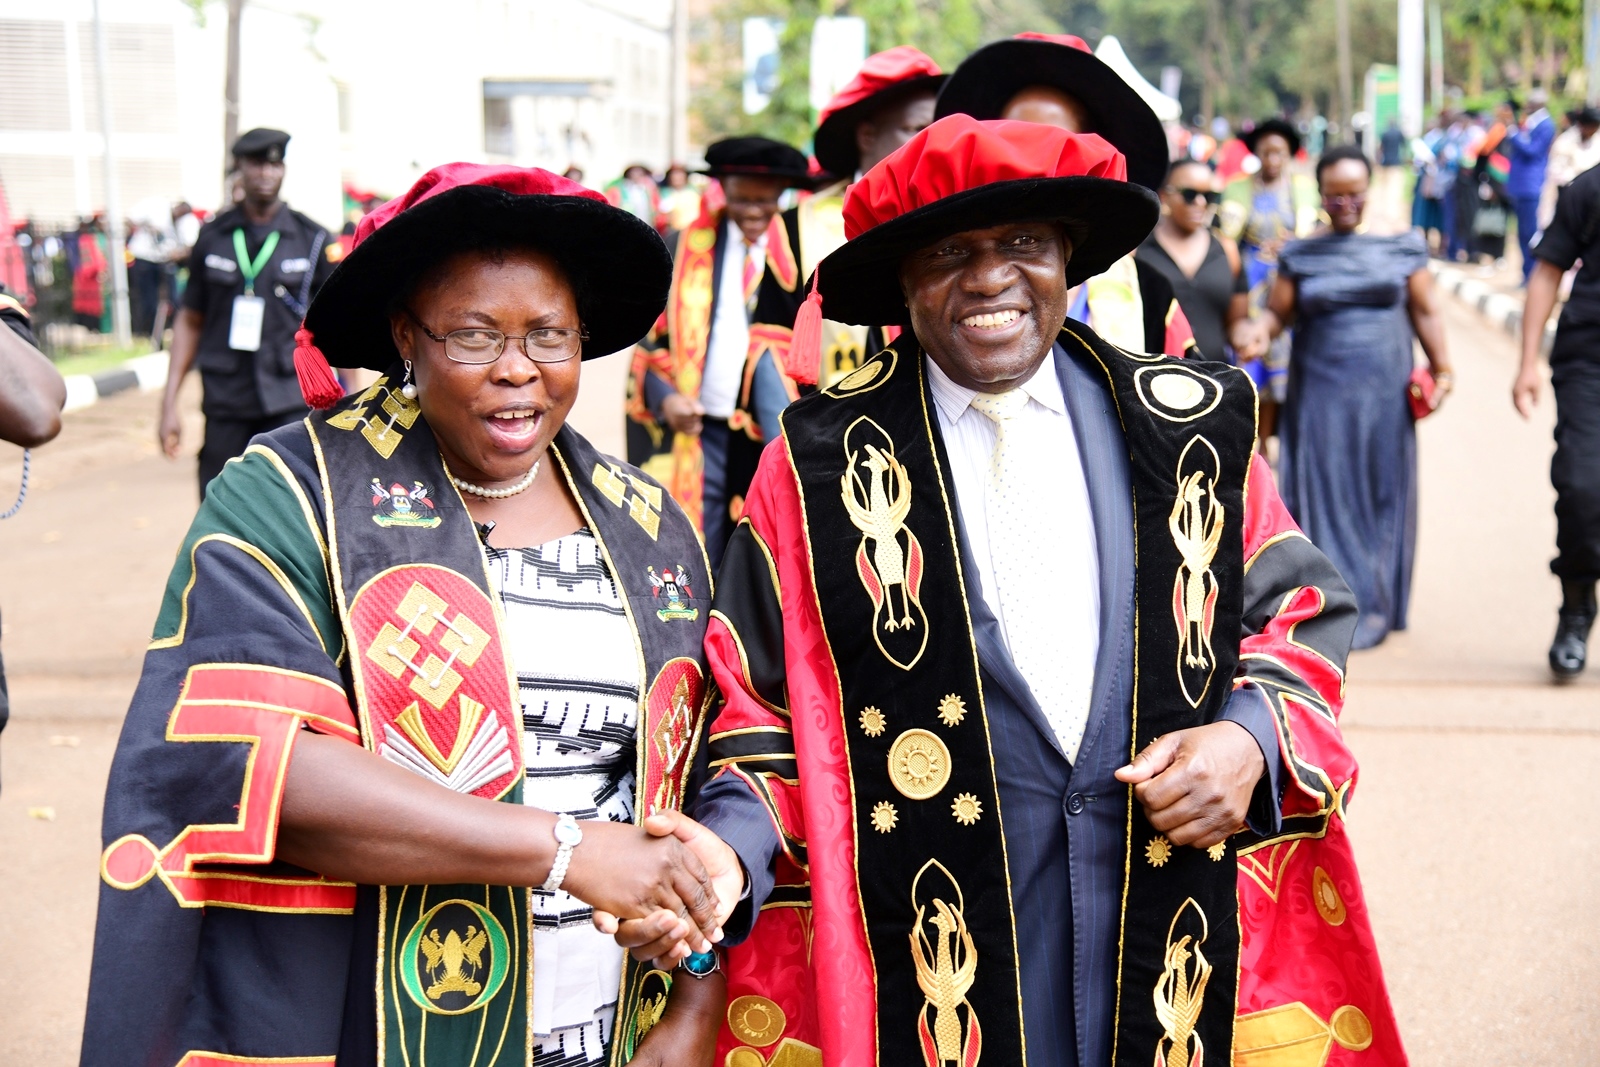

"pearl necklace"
[447,460,540,499]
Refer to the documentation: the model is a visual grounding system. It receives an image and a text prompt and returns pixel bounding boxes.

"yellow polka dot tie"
[968,388,1093,761]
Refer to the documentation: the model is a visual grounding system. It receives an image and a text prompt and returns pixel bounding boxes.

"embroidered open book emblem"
[353,568,520,800]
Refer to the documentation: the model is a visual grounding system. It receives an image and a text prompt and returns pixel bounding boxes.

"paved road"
[1,311,1593,1064]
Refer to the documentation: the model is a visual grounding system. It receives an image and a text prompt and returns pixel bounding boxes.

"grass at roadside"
[50,347,162,378]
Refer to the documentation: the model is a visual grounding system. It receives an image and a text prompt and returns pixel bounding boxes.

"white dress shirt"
[700,220,765,418]
[926,352,1101,760]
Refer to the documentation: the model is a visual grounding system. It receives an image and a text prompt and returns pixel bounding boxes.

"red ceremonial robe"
[701,338,1404,1067]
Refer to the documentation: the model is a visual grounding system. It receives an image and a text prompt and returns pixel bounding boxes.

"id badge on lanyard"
[228,228,280,352]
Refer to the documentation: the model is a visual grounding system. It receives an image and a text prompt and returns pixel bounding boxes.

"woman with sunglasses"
[1244,144,1454,651]
[1136,159,1249,364]
[84,165,743,1067]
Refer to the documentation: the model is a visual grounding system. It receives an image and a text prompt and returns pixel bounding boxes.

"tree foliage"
[690,0,1589,151]
[691,0,1057,147]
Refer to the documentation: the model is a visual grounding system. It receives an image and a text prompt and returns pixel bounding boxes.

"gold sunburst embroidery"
[1146,835,1173,867]
[896,736,944,791]
[871,801,899,833]
[1207,842,1227,862]
[859,706,886,737]
[951,793,983,826]
[937,693,967,727]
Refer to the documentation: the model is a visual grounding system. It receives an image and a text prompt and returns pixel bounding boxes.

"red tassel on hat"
[786,271,823,387]
[294,327,344,410]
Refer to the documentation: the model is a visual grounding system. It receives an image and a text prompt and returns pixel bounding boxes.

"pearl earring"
[400,360,418,400]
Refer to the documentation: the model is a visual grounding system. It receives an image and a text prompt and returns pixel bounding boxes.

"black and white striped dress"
[485,529,638,1066]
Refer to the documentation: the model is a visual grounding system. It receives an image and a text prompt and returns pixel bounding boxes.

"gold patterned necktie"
[968,387,1094,762]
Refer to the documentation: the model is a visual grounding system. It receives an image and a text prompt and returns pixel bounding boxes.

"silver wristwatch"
[543,813,583,892]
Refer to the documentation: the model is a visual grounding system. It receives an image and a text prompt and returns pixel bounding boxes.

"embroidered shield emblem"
[400,898,511,1015]
[351,564,520,800]
[647,563,700,621]
[370,478,442,529]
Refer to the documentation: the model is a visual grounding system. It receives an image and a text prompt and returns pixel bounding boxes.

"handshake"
[564,809,744,969]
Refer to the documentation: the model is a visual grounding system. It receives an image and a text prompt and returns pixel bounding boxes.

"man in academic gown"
[627,137,812,566]
[937,33,1199,358]
[642,117,1405,1067]
[804,45,946,388]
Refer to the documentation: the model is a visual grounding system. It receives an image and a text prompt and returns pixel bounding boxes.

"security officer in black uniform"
[1516,148,1600,679]
[158,128,336,494]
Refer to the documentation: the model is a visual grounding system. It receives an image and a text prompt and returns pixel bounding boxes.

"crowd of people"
[1408,90,1588,279]
[0,25,1589,1067]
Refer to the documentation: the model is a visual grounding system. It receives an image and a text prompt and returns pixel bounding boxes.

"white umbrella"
[1093,36,1183,123]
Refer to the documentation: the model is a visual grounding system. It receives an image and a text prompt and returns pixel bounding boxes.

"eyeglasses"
[1166,186,1221,206]
[1321,193,1367,209]
[406,309,587,365]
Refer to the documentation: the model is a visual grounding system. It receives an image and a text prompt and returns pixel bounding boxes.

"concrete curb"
[1428,262,1553,348]
[60,352,169,414]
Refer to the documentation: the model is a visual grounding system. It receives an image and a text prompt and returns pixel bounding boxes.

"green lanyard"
[232,228,280,296]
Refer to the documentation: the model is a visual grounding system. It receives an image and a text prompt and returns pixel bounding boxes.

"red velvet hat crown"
[1013,31,1092,52]
[350,164,605,251]
[817,46,943,127]
[843,115,1127,239]
[807,114,1157,327]
[812,46,947,178]
[296,163,670,407]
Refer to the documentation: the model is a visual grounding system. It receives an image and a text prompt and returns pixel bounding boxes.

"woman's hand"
[595,812,745,965]
[1429,368,1455,411]
[630,969,726,1067]
[561,820,723,953]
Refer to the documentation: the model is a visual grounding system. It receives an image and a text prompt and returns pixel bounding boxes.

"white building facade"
[0,0,677,232]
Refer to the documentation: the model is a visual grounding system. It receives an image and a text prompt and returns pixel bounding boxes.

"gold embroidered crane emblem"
[1170,437,1225,707]
[840,417,928,670]
[1153,898,1213,1067]
[420,924,488,1000]
[844,444,913,629]
[910,859,981,1067]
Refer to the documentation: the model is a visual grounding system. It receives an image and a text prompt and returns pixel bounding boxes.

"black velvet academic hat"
[232,127,291,162]
[700,137,813,184]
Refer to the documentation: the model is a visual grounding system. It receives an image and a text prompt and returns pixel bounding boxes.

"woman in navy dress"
[1246,144,1455,648]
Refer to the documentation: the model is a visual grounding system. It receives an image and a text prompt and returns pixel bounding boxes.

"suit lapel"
[1054,339,1136,777]
[706,218,727,332]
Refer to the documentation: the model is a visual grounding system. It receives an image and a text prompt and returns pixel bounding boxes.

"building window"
[484,96,514,156]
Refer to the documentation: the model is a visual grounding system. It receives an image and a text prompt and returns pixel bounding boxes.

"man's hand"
[158,395,183,458]
[560,819,722,954]
[595,811,743,966]
[1114,721,1266,850]
[661,393,705,437]
[1512,365,1542,418]
[629,968,725,1067]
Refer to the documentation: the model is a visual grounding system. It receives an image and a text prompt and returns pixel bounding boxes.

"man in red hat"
[938,33,1199,360]
[802,45,946,389]
[627,136,814,567]
[622,116,1402,1067]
